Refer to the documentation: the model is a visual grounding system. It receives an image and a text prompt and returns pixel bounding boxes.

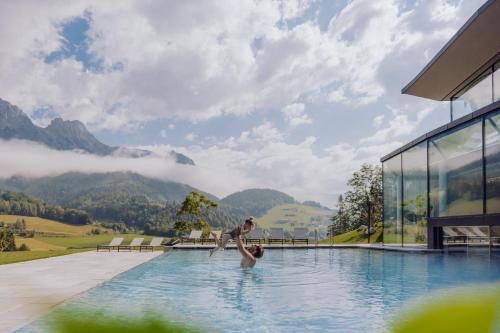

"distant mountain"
[0,172,213,207]
[220,188,296,217]
[0,98,194,165]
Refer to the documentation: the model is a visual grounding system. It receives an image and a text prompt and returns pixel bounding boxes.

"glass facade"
[485,111,500,213]
[383,155,402,245]
[451,69,493,120]
[383,61,500,247]
[429,120,483,217]
[495,62,500,102]
[402,142,427,245]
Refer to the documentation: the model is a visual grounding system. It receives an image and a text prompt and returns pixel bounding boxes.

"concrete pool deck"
[0,250,163,333]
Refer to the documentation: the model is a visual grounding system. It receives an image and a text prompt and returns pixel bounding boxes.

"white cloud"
[373,115,385,127]
[251,121,284,143]
[0,0,484,132]
[184,132,198,142]
[282,103,312,128]
[360,105,434,144]
[0,139,249,199]
[159,129,167,138]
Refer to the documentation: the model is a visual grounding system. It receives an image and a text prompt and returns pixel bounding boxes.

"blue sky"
[0,0,486,205]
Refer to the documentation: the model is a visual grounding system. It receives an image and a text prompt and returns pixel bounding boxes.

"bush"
[18,243,30,251]
[0,228,16,252]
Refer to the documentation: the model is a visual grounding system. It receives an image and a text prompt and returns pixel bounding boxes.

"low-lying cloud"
[0,139,252,199]
[0,137,399,206]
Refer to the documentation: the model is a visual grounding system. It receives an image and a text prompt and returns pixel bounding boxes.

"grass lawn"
[0,248,91,265]
[256,203,333,232]
[0,215,110,236]
[15,236,66,251]
[319,227,383,244]
[1,215,163,265]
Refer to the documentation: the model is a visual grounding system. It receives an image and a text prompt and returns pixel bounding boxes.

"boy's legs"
[209,233,230,256]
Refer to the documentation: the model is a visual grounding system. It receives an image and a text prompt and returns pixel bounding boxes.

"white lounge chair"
[268,228,285,245]
[245,227,264,245]
[140,237,163,251]
[97,237,124,251]
[204,230,221,245]
[119,237,144,251]
[292,228,309,245]
[181,230,202,244]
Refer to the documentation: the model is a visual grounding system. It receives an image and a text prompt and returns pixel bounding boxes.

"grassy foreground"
[0,248,91,265]
[1,215,160,265]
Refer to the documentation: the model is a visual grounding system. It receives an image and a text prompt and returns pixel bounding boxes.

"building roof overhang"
[402,0,500,101]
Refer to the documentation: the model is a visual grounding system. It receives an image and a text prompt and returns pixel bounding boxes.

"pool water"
[21,249,500,333]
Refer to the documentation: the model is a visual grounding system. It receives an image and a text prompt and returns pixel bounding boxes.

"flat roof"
[402,0,500,101]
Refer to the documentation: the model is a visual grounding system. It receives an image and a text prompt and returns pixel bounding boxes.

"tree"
[330,164,382,237]
[176,191,218,237]
[0,228,16,252]
[329,194,351,237]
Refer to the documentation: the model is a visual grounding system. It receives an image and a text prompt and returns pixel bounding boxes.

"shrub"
[0,228,16,252]
[18,243,30,251]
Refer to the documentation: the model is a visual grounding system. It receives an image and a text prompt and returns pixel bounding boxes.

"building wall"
[382,107,500,247]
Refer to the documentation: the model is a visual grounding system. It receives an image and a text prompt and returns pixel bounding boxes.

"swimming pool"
[20,249,500,332]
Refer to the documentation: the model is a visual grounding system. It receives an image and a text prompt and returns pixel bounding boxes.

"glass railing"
[450,60,500,121]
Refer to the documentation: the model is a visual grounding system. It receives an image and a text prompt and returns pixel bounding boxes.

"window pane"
[485,111,500,213]
[452,69,493,120]
[383,155,402,245]
[402,142,427,245]
[429,120,483,217]
[494,62,500,102]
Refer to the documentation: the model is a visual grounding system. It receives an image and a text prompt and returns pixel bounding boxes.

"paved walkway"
[0,250,163,332]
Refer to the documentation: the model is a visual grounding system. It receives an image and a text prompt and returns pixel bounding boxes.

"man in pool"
[235,226,264,268]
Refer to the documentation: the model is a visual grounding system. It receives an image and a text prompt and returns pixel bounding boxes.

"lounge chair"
[140,237,163,251]
[245,227,264,245]
[181,230,202,244]
[97,237,124,252]
[118,237,144,251]
[268,228,285,245]
[202,230,221,245]
[292,227,309,245]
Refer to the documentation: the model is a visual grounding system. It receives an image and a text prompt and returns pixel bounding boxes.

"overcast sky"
[0,0,486,206]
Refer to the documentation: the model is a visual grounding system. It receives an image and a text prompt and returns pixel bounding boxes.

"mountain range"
[0,98,194,165]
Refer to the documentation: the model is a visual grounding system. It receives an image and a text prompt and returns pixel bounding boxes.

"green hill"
[0,172,217,206]
[255,203,334,235]
[221,189,295,217]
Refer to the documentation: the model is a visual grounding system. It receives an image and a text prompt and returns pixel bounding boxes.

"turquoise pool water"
[21,249,500,332]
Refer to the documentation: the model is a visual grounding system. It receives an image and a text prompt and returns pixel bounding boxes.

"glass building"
[381,0,500,249]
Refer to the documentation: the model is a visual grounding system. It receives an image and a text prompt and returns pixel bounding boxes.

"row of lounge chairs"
[181,227,309,245]
[181,230,221,244]
[97,237,163,252]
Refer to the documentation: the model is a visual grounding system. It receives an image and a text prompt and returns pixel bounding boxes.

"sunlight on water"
[19,249,500,333]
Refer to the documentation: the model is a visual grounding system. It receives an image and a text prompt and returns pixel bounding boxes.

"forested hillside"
[220,189,296,217]
[0,172,217,206]
[0,191,91,225]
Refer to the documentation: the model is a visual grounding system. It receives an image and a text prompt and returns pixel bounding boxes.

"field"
[0,215,157,265]
[256,204,333,232]
[319,227,383,244]
[0,249,91,265]
[0,215,105,236]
